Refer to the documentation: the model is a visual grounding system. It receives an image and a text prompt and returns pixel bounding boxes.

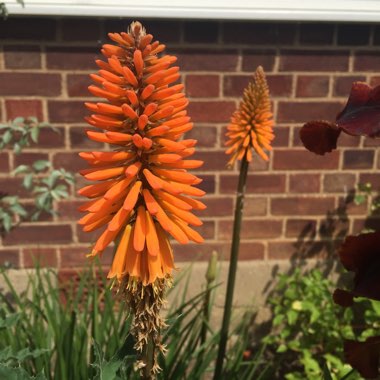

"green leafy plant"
[0,194,27,235]
[264,268,380,380]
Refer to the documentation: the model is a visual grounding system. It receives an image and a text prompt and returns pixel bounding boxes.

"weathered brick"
[188,101,235,122]
[273,150,340,170]
[271,197,335,216]
[0,249,20,268]
[0,177,30,198]
[280,50,349,72]
[197,174,216,194]
[61,19,101,41]
[202,197,233,217]
[242,49,276,72]
[352,217,380,235]
[272,126,290,147]
[192,151,229,171]
[46,47,100,70]
[333,75,366,97]
[23,247,57,268]
[57,200,82,221]
[185,75,219,98]
[245,197,268,216]
[173,242,229,261]
[299,23,335,45]
[338,133,361,147]
[67,74,91,97]
[337,24,370,46]
[0,73,61,96]
[296,75,329,98]
[184,21,219,43]
[359,173,380,188]
[218,219,282,239]
[277,101,342,123]
[4,45,41,69]
[323,173,356,192]
[14,153,49,167]
[48,101,86,123]
[0,18,56,40]
[289,173,320,193]
[267,241,297,260]
[3,224,73,245]
[354,51,380,71]
[286,219,317,238]
[37,127,66,148]
[186,126,217,147]
[220,174,286,194]
[0,153,9,172]
[223,22,296,45]
[60,246,112,267]
[5,100,43,120]
[174,49,238,71]
[343,150,374,169]
[238,242,265,260]
[53,152,87,172]
[224,74,292,97]
[69,126,100,149]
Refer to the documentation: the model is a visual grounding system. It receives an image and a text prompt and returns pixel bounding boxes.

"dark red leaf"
[333,288,354,307]
[345,336,380,378]
[336,82,380,138]
[299,120,341,155]
[339,231,380,302]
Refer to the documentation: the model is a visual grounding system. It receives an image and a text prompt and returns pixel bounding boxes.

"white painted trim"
[4,1,380,22]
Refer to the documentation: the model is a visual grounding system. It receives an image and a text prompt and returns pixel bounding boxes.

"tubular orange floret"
[225,66,274,167]
[78,21,205,288]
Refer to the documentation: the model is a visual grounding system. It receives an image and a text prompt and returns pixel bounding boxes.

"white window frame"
[4,0,380,22]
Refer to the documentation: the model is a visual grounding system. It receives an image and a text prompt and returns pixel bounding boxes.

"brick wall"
[0,17,379,270]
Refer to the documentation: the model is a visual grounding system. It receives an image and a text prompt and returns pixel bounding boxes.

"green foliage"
[264,268,380,380]
[0,264,266,380]
[0,117,74,234]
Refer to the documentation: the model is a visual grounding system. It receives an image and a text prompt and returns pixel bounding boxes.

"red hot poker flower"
[300,82,380,155]
[78,22,206,286]
[225,66,274,167]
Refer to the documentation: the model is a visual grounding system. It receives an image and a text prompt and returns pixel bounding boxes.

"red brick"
[184,21,218,43]
[245,197,267,216]
[67,74,91,97]
[57,200,82,221]
[343,150,374,169]
[296,75,329,97]
[289,173,320,193]
[0,18,56,40]
[46,47,100,70]
[61,19,101,41]
[272,126,290,147]
[174,49,238,71]
[273,150,340,170]
[192,151,229,171]
[277,101,341,123]
[338,196,367,216]
[333,75,366,96]
[0,177,30,198]
[14,153,49,167]
[185,75,219,98]
[223,22,296,45]
[238,242,265,260]
[370,76,380,87]
[3,224,73,245]
[268,241,296,259]
[218,219,282,239]
[299,24,335,45]
[242,49,276,72]
[280,50,349,72]
[271,197,335,216]
[224,75,292,97]
[323,173,356,192]
[0,153,9,172]
[4,45,41,69]
[5,100,43,120]
[186,126,217,147]
[53,152,87,172]
[202,197,233,217]
[173,242,229,261]
[23,248,57,268]
[189,101,236,123]
[37,127,66,148]
[354,51,380,72]
[0,73,61,96]
[0,249,20,268]
[337,24,370,46]
[359,173,380,188]
[197,174,216,194]
[69,126,101,149]
[60,247,112,267]
[48,101,86,123]
[220,174,286,194]
[285,219,317,238]
[338,133,361,147]
[352,218,380,235]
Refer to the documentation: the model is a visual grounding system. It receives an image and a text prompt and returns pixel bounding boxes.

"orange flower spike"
[225,66,274,167]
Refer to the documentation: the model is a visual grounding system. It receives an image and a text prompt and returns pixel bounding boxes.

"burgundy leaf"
[345,336,380,378]
[299,120,341,155]
[336,82,380,138]
[333,288,354,307]
[338,231,380,302]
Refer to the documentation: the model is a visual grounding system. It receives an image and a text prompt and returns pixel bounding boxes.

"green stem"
[213,156,249,380]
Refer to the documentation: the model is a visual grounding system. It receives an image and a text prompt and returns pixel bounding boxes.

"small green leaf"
[23,174,33,190]
[13,165,30,175]
[30,127,40,144]
[32,160,50,172]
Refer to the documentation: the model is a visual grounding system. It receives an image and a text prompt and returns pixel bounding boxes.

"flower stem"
[142,336,155,380]
[213,156,249,380]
